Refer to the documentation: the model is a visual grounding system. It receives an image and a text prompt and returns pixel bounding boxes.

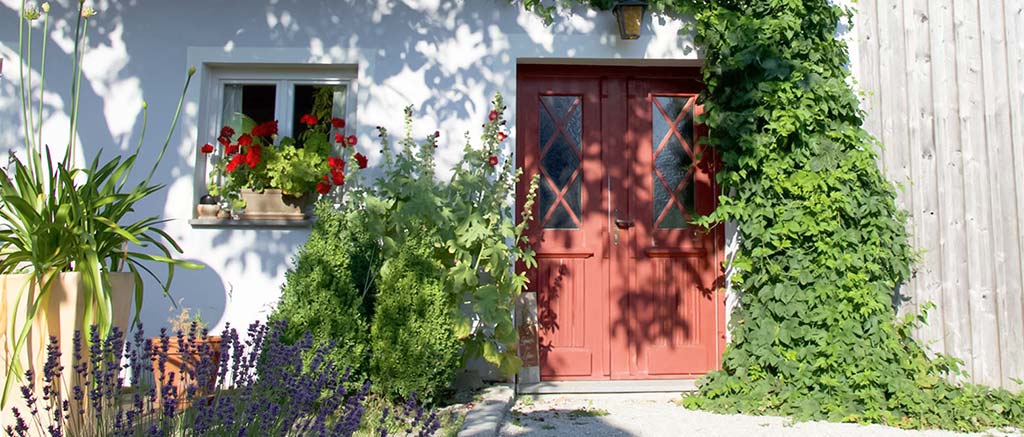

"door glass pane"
[653,96,696,229]
[539,96,583,230]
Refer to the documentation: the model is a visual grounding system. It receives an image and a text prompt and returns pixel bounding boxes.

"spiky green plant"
[0,0,201,407]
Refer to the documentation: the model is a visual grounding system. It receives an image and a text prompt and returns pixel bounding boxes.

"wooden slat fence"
[851,0,1024,390]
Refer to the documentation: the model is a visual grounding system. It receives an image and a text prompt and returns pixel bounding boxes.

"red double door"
[516,66,725,380]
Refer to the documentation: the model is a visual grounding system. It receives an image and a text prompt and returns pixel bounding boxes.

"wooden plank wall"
[851,0,1024,390]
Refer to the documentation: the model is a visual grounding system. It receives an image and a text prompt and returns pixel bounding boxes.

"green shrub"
[370,231,461,403]
[271,200,379,378]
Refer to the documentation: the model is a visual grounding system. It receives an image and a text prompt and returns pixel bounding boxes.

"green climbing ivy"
[522,0,1024,431]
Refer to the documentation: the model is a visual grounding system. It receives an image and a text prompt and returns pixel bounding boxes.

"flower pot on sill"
[239,188,311,221]
[150,335,223,408]
[1,272,134,429]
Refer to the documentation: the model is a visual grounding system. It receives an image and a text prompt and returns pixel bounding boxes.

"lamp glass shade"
[613,2,647,40]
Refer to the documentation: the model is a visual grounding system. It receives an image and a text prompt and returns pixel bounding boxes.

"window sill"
[188,218,315,229]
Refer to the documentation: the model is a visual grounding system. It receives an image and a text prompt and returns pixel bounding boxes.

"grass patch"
[568,407,609,418]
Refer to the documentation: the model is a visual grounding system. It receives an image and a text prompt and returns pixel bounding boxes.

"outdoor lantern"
[612,0,648,40]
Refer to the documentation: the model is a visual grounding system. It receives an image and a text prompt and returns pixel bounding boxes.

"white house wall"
[0,1,699,337]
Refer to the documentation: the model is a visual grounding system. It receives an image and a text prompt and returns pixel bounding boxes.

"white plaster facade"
[0,0,701,334]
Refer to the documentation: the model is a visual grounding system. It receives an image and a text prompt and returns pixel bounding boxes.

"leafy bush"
[2,322,440,436]
[271,201,379,379]
[370,233,461,403]
[277,94,537,403]
[362,96,539,375]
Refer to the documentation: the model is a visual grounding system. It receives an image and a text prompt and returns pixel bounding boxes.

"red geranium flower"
[488,155,498,166]
[245,144,262,168]
[225,154,244,173]
[200,143,214,154]
[488,110,498,121]
[335,133,345,145]
[225,144,240,155]
[354,153,368,169]
[220,126,235,139]
[497,132,507,142]
[218,136,230,147]
[331,117,346,129]
[316,182,331,194]
[328,157,345,170]
[331,169,345,185]
[251,120,278,137]
[346,135,358,146]
[238,133,253,147]
[300,114,318,127]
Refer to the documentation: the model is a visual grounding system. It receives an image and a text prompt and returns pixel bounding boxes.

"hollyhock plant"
[1,322,440,437]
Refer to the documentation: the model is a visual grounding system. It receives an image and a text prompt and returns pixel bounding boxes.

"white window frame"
[192,64,358,221]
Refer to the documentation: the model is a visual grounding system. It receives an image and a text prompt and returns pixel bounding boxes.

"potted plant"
[150,302,222,408]
[204,86,366,220]
[0,0,201,415]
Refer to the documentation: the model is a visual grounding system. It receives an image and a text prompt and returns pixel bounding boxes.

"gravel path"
[499,393,1021,437]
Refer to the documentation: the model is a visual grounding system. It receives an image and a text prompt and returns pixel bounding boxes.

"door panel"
[517,67,722,381]
[519,76,608,380]
[626,78,721,378]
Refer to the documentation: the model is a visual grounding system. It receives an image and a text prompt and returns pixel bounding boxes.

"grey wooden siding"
[852,0,1024,390]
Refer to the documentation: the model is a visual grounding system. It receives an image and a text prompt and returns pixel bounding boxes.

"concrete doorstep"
[457,384,515,437]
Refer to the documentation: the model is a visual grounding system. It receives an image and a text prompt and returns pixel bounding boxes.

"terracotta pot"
[150,335,222,408]
[239,188,311,220]
[0,272,134,429]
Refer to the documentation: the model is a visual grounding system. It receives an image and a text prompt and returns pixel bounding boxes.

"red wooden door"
[517,66,724,381]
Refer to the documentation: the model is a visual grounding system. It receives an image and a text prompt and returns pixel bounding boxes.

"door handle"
[612,209,633,247]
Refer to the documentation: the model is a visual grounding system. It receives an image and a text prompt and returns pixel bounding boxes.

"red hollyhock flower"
[200,143,214,154]
[218,136,230,147]
[497,132,507,142]
[434,130,440,138]
[346,135,358,146]
[225,144,240,155]
[335,133,345,145]
[245,144,262,168]
[488,110,498,121]
[331,117,346,129]
[488,155,498,166]
[300,114,317,127]
[220,126,235,139]
[328,157,345,170]
[354,153,368,169]
[225,154,244,173]
[316,182,331,194]
[251,120,278,137]
[331,169,345,185]
[238,133,253,147]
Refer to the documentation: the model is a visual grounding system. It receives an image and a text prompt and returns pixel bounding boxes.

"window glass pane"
[221,84,276,133]
[653,96,696,229]
[293,84,347,144]
[539,96,582,230]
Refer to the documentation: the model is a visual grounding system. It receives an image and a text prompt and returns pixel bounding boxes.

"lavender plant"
[3,322,439,436]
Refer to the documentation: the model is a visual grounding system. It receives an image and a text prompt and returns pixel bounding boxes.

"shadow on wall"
[135,258,228,334]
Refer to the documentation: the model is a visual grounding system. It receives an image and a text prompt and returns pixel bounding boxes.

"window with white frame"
[193,65,357,222]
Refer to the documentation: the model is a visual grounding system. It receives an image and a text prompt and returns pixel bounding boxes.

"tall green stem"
[66,4,85,166]
[36,9,50,163]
